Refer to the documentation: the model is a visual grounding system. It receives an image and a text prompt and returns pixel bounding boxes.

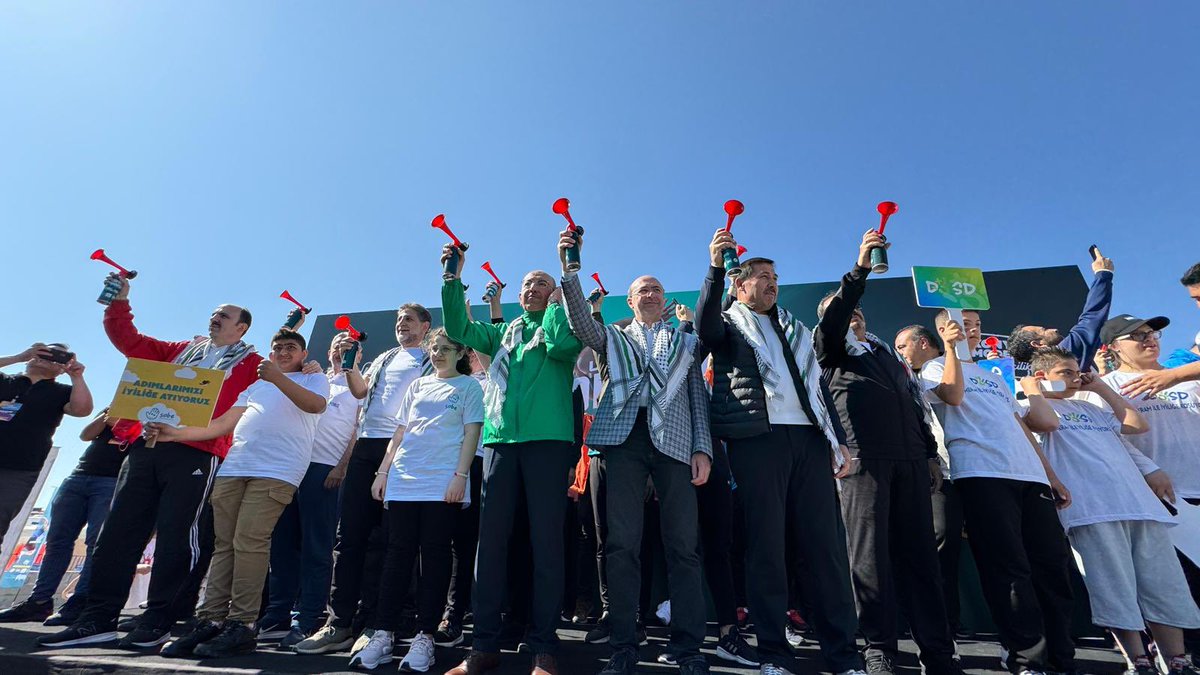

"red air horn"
[984,336,1001,356]
[553,197,584,272]
[280,290,311,330]
[588,272,611,304]
[870,201,898,274]
[720,200,745,276]
[481,261,506,302]
[91,248,139,305]
[433,214,469,281]
[736,245,748,257]
[334,315,368,370]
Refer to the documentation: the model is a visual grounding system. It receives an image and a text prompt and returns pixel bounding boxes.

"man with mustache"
[40,276,262,649]
[695,230,861,675]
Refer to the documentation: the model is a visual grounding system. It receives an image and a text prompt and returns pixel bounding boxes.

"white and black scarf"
[173,338,255,372]
[603,321,695,446]
[359,346,433,423]
[724,302,842,460]
[483,318,546,429]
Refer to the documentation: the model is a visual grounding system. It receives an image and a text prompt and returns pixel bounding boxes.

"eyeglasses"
[1120,330,1161,344]
[429,344,460,355]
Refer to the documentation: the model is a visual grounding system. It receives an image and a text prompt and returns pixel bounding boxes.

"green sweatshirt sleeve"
[541,302,584,364]
[442,279,503,357]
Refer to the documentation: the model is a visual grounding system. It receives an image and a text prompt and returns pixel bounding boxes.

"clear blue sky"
[3,2,1199,506]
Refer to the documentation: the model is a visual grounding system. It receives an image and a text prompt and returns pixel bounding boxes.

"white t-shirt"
[360,347,427,438]
[311,373,362,466]
[384,374,484,504]
[220,372,331,487]
[1030,397,1171,532]
[920,358,1047,484]
[752,314,809,426]
[1089,371,1200,499]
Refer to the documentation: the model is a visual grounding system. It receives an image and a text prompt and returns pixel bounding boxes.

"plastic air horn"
[984,336,1000,356]
[588,272,611,304]
[736,245,747,257]
[721,200,745,276]
[433,214,469,281]
[334,315,369,370]
[481,261,506,302]
[91,248,139,305]
[872,201,898,274]
[279,290,312,329]
[553,197,585,273]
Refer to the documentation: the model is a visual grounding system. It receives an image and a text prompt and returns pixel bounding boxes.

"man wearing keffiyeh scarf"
[695,229,864,675]
[439,244,582,675]
[555,229,713,675]
[41,276,265,650]
[813,230,960,675]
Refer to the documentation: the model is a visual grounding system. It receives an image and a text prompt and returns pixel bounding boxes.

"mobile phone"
[1088,244,1101,261]
[43,347,75,364]
[1038,379,1067,393]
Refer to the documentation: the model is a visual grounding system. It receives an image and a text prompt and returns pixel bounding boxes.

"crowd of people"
[1,228,1200,675]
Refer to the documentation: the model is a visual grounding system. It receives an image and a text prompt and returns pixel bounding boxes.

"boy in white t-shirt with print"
[921,309,1075,675]
[1021,346,1200,675]
[259,331,367,648]
[148,329,330,659]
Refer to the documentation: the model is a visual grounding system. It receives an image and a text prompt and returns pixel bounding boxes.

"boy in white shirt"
[921,309,1075,675]
[149,329,330,659]
[1021,347,1200,675]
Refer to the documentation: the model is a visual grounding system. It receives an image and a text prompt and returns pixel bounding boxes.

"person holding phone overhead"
[1006,247,1115,371]
[0,343,93,552]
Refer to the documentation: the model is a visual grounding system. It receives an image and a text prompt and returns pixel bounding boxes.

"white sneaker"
[399,632,435,672]
[655,600,672,626]
[838,670,867,675]
[351,628,377,654]
[785,625,806,648]
[761,665,795,675]
[348,629,394,670]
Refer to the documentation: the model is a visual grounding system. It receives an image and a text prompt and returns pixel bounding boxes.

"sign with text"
[108,358,226,428]
[912,266,991,310]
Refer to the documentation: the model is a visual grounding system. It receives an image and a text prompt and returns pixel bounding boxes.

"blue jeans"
[31,473,118,606]
[262,462,340,631]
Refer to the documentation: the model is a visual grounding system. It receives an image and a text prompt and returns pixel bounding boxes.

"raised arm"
[102,279,191,360]
[933,324,967,406]
[80,409,110,441]
[442,278,504,357]
[541,300,584,364]
[1059,258,1113,369]
[1017,378,1060,433]
[815,265,870,369]
[63,359,94,417]
[1081,373,1149,434]
[560,273,608,352]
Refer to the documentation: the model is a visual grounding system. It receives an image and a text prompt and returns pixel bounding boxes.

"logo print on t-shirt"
[192,469,203,476]
[446,392,461,412]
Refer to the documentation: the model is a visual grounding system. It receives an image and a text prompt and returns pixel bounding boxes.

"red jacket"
[104,300,263,459]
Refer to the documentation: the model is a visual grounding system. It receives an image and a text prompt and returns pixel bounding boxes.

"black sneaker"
[586,619,612,644]
[117,616,140,632]
[257,621,291,641]
[193,620,257,658]
[43,605,83,627]
[865,650,896,675]
[716,626,760,667]
[119,624,172,649]
[162,620,223,658]
[37,621,120,648]
[599,647,638,674]
[636,623,648,647]
[0,598,53,623]
[435,619,464,647]
[572,598,594,625]
[279,626,316,650]
[677,655,711,675]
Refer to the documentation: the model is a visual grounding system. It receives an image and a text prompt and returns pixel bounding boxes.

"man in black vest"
[695,230,862,675]
[813,231,959,675]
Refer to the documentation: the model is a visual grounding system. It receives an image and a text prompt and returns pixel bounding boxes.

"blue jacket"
[1061,270,1113,372]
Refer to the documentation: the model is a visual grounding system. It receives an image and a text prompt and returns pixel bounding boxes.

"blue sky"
[3,2,1199,506]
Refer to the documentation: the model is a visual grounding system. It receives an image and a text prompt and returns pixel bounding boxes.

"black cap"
[1099,314,1170,345]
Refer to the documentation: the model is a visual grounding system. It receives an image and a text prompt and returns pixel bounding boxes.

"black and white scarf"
[359,346,433,423]
[172,338,255,372]
[484,317,546,429]
[724,302,842,460]
[603,321,695,446]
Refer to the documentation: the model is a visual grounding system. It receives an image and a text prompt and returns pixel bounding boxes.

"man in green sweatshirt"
[439,244,582,675]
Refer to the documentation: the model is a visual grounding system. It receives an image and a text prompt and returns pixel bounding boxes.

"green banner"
[911,266,991,310]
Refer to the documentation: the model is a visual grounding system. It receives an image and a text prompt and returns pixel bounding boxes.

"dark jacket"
[814,266,936,461]
[1060,270,1113,373]
[695,265,847,443]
